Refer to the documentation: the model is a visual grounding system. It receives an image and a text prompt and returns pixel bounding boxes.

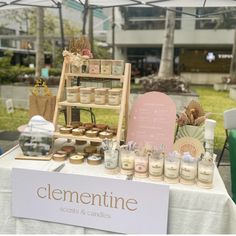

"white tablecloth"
[0,141,236,234]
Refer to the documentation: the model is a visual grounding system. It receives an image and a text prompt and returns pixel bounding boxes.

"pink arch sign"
[127,92,176,153]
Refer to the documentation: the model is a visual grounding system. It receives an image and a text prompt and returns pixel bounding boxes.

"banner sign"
[12,168,169,234]
[127,92,176,153]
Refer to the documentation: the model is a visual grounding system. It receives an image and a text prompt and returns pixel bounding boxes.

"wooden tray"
[15,154,52,161]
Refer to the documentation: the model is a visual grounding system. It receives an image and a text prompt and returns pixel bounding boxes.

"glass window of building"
[195,7,236,29]
[0,27,16,48]
[120,7,182,30]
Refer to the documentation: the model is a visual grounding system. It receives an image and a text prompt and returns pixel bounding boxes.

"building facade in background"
[107,7,235,83]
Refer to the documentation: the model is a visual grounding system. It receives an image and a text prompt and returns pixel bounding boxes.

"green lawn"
[191,85,236,150]
[1,85,236,150]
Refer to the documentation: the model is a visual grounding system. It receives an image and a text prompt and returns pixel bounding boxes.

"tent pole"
[58,2,65,49]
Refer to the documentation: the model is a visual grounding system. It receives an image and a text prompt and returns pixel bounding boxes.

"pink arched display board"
[127,92,176,153]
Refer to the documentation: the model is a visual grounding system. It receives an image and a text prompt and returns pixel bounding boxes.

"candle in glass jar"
[134,156,148,178]
[197,161,214,188]
[149,155,164,181]
[164,158,180,183]
[120,151,135,175]
[104,150,119,171]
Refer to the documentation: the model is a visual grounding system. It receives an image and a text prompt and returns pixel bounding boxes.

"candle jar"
[101,60,112,75]
[94,88,108,105]
[164,155,180,184]
[149,153,164,181]
[134,154,149,178]
[67,86,80,103]
[80,87,94,104]
[104,150,119,174]
[180,155,197,185]
[120,149,135,175]
[80,59,89,73]
[89,59,100,74]
[197,160,214,188]
[112,60,124,75]
[108,89,122,106]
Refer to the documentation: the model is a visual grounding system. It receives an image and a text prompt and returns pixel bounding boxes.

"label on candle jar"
[198,168,213,183]
[165,162,179,179]
[180,165,196,180]
[135,159,148,173]
[67,93,79,103]
[80,93,92,104]
[105,158,118,169]
[95,94,106,105]
[149,160,163,176]
[121,157,134,170]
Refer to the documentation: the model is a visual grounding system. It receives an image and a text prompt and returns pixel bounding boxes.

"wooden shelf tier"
[54,132,117,142]
[58,101,121,110]
[65,73,124,80]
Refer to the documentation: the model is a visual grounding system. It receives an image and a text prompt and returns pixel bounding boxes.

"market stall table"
[0,141,236,234]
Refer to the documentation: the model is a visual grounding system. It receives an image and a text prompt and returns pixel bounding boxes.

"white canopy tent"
[77,0,236,8]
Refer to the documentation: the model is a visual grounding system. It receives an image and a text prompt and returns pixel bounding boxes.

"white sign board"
[12,168,169,234]
[5,99,14,114]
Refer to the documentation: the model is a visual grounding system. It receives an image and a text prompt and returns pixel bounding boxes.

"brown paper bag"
[29,95,56,122]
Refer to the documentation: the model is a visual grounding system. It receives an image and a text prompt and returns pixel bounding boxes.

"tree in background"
[158,9,176,78]
[35,7,44,78]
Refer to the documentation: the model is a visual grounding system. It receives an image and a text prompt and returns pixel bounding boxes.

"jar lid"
[80,87,92,92]
[87,155,102,165]
[108,88,122,94]
[69,154,84,164]
[94,88,108,93]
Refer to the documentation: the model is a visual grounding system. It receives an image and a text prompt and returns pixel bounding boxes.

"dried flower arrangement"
[62,35,93,67]
[177,100,209,127]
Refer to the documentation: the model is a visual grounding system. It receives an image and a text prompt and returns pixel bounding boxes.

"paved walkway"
[0,132,233,198]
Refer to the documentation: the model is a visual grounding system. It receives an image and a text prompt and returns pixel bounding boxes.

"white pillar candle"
[135,157,148,173]
[180,163,196,180]
[164,161,180,179]
[198,166,214,183]
[149,157,164,176]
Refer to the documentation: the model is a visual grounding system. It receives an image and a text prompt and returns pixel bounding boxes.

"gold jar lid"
[108,88,122,94]
[69,154,84,164]
[88,59,101,64]
[85,130,98,137]
[52,153,67,162]
[59,127,72,134]
[99,131,113,139]
[84,145,97,154]
[87,155,102,165]
[66,86,80,92]
[80,87,92,93]
[72,128,85,136]
[94,88,108,94]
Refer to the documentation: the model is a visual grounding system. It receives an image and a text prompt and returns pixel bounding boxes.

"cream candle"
[197,161,214,188]
[164,152,180,184]
[180,152,197,185]
[149,152,164,181]
[104,150,119,170]
[120,150,135,175]
[134,155,148,178]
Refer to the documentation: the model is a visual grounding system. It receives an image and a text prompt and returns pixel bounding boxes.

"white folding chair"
[217,108,236,167]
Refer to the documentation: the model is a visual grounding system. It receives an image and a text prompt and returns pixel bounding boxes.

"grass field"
[191,85,236,150]
[1,85,236,150]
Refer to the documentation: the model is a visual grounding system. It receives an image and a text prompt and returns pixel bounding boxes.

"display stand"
[53,60,131,144]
